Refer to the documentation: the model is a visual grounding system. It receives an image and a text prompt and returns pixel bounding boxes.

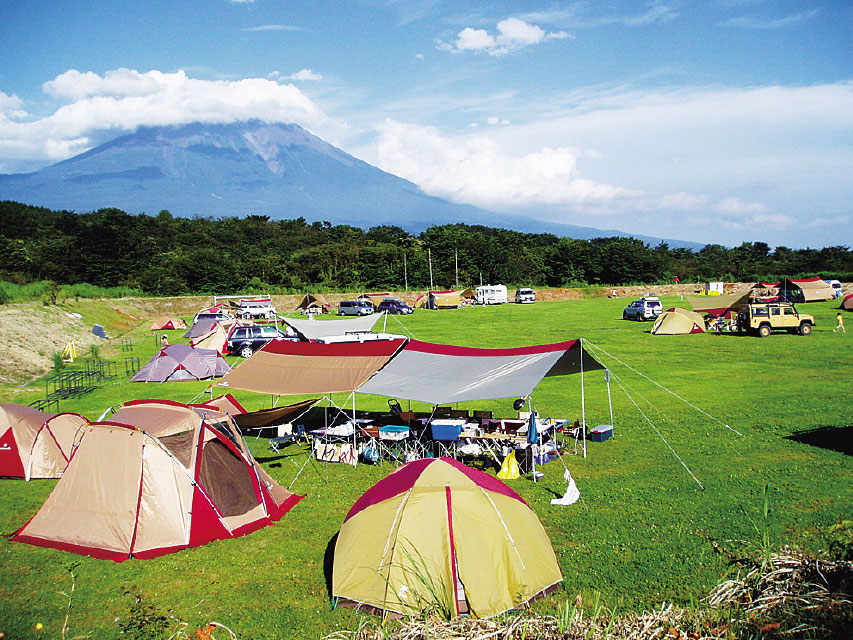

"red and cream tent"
[24,413,90,480]
[1,404,54,477]
[781,277,835,302]
[841,294,853,311]
[149,315,189,331]
[333,457,562,618]
[11,399,303,561]
[1,404,88,479]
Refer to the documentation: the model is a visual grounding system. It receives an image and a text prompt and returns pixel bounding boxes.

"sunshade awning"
[357,339,603,405]
[217,339,406,396]
[282,314,382,340]
[687,290,751,317]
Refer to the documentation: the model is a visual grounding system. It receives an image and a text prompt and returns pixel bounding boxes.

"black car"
[226,325,298,357]
[376,297,414,315]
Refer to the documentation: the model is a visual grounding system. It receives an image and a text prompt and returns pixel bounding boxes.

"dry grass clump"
[323,603,722,640]
[324,547,853,640]
[707,545,853,638]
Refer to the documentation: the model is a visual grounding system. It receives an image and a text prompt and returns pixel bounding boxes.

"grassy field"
[0,296,850,639]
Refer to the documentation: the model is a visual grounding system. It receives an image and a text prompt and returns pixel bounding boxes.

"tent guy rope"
[583,341,742,437]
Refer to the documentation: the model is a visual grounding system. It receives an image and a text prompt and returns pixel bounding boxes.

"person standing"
[834,313,846,333]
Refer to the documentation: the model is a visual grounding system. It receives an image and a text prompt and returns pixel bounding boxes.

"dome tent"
[131,344,230,382]
[149,315,189,331]
[11,399,303,561]
[332,457,562,619]
[652,308,707,335]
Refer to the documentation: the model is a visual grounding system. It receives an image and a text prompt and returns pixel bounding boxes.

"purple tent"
[131,344,231,383]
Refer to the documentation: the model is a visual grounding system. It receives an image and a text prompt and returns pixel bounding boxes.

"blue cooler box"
[430,420,463,441]
[589,425,613,442]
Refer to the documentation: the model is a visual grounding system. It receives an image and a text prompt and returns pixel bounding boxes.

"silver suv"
[338,300,374,316]
[623,296,663,321]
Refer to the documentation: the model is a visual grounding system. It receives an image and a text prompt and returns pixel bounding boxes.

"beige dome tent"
[1,404,52,478]
[25,413,90,480]
[11,399,303,561]
[652,308,707,335]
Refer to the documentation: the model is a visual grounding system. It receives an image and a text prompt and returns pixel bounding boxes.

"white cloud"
[723,9,821,30]
[368,119,637,211]
[658,192,710,210]
[0,68,336,170]
[287,69,323,81]
[716,196,765,214]
[243,24,304,32]
[449,18,568,56]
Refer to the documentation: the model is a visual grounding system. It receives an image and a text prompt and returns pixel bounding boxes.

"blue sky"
[1,0,851,248]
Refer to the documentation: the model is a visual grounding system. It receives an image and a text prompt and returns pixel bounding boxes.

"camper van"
[475,284,508,305]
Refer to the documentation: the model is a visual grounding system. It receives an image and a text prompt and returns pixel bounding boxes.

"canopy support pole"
[606,368,613,432]
[581,339,587,458]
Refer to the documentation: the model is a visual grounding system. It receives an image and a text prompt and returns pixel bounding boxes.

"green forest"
[1,200,850,296]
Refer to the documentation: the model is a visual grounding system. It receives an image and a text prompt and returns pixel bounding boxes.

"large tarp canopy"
[357,339,603,405]
[281,314,382,340]
[687,290,751,317]
[217,339,406,396]
[782,277,835,302]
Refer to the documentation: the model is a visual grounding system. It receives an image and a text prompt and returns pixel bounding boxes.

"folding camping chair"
[268,424,306,453]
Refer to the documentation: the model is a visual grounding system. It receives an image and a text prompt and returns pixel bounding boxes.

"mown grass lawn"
[0,296,850,639]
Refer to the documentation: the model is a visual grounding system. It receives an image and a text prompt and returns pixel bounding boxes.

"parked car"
[192,311,234,325]
[737,302,815,337]
[338,300,374,316]
[515,288,536,304]
[238,298,277,320]
[825,279,843,298]
[376,297,413,315]
[622,296,663,321]
[226,325,298,357]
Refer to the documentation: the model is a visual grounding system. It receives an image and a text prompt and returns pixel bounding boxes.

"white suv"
[515,288,536,304]
[623,296,663,321]
[239,298,277,320]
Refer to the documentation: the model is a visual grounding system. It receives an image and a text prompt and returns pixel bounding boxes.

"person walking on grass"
[834,313,846,333]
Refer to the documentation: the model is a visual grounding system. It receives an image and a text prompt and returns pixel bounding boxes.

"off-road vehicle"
[737,302,815,337]
[623,296,662,321]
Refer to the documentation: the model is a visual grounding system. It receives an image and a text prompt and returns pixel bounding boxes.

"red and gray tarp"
[357,339,603,404]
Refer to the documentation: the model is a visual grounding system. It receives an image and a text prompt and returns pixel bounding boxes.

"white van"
[825,279,842,298]
[475,284,508,305]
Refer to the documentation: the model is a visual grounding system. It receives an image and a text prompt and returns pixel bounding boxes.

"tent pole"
[528,396,537,483]
[606,368,613,431]
[581,339,587,458]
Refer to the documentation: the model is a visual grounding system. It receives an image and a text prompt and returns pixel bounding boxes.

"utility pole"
[454,247,459,289]
[428,248,434,290]
[403,252,408,290]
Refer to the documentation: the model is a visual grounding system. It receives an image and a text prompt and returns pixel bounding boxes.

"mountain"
[0,121,702,249]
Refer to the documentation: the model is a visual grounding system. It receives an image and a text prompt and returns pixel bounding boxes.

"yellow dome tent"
[333,457,562,619]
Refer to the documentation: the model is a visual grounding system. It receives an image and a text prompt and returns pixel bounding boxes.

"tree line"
[0,201,850,296]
